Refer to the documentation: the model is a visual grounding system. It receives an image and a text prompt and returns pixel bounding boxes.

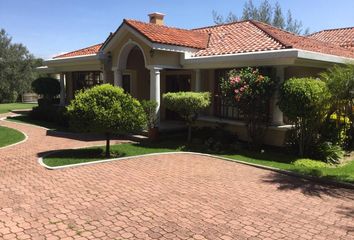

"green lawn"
[0,103,37,114]
[0,125,26,147]
[7,115,67,131]
[43,140,354,183]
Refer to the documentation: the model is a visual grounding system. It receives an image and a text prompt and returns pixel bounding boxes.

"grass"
[7,114,67,131]
[0,125,25,147]
[0,103,37,114]
[43,141,182,167]
[43,139,354,183]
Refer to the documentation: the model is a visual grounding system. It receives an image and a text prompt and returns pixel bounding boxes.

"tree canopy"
[0,29,42,103]
[212,0,309,35]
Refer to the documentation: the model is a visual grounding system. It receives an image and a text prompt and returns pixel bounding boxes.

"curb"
[39,151,354,189]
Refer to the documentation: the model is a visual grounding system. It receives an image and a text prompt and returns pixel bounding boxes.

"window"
[73,71,103,93]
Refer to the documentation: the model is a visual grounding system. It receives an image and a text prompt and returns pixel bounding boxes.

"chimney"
[148,12,165,25]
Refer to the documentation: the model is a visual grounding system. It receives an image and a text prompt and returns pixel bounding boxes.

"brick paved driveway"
[0,116,354,240]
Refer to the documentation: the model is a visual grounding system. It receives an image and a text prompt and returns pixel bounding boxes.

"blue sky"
[1,0,353,59]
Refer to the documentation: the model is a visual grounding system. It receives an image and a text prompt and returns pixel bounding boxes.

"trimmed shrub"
[163,92,211,142]
[32,77,60,100]
[66,84,146,158]
[293,159,328,168]
[278,78,331,156]
[141,100,158,129]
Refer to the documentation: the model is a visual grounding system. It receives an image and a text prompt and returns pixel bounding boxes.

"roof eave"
[181,48,354,69]
[44,54,100,65]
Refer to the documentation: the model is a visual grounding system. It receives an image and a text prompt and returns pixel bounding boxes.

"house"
[308,26,354,50]
[39,12,354,146]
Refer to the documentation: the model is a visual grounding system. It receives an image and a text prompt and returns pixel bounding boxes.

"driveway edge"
[39,151,354,189]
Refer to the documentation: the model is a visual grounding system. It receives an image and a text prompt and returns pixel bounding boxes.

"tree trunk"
[105,132,110,159]
[299,118,304,157]
[187,124,192,142]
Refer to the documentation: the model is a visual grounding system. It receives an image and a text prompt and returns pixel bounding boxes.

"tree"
[257,0,272,24]
[66,84,146,158]
[0,29,42,103]
[163,92,211,142]
[272,2,285,29]
[212,0,308,35]
[220,67,275,148]
[278,78,331,156]
[242,0,258,20]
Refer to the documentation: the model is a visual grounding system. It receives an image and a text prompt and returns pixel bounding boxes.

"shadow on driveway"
[262,171,354,199]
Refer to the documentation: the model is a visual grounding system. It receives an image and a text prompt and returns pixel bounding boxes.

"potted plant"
[141,100,159,140]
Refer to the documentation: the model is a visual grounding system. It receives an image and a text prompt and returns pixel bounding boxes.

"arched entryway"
[113,41,161,124]
[116,42,150,100]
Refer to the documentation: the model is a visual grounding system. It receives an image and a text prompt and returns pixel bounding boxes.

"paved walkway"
[0,115,354,240]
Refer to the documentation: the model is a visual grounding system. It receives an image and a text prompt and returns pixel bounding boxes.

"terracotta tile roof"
[308,27,354,50]
[251,21,354,58]
[53,43,102,59]
[193,21,288,56]
[192,20,354,58]
[54,19,354,60]
[123,19,209,49]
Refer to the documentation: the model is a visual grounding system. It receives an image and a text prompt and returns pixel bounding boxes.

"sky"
[1,0,353,59]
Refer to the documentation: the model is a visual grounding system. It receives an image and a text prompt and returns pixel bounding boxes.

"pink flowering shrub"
[220,67,275,148]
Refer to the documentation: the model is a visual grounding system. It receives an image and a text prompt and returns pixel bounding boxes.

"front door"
[165,74,191,120]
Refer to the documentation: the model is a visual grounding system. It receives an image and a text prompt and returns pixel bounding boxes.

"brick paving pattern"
[0,115,354,239]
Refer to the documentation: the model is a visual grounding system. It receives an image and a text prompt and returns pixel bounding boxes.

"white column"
[272,66,285,125]
[195,69,201,92]
[112,67,122,87]
[150,67,162,125]
[59,73,66,106]
[102,70,107,84]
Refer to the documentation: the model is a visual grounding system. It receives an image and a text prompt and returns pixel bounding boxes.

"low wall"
[196,117,291,147]
[22,93,38,103]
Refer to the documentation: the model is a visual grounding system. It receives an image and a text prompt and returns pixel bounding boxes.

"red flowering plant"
[220,67,275,148]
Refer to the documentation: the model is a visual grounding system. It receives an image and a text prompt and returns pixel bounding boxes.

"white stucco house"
[38,13,354,146]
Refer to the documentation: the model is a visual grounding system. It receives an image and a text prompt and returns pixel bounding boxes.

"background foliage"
[212,0,308,35]
[0,29,42,103]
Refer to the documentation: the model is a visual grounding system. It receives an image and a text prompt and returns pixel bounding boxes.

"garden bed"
[42,140,354,184]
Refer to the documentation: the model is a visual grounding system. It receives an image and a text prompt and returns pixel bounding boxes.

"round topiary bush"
[66,84,146,158]
[278,78,330,119]
[278,78,331,156]
[32,77,60,100]
[163,91,210,142]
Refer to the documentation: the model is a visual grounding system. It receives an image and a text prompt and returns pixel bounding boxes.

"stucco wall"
[285,66,325,79]
[109,31,181,69]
